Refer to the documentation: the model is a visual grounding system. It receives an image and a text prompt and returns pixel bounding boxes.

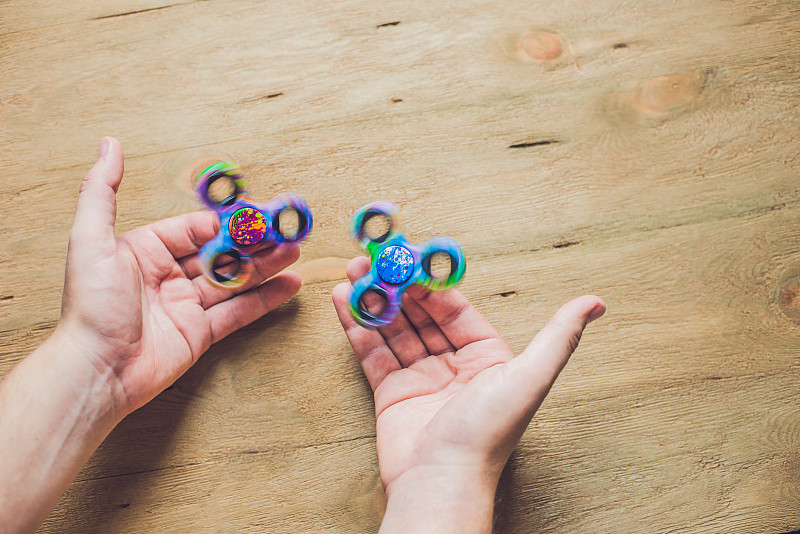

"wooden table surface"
[2,1,799,532]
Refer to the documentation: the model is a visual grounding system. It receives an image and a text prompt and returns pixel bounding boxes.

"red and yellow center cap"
[229,207,267,246]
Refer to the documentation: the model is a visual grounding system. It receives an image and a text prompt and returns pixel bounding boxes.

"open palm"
[333,256,605,490]
[59,138,301,418]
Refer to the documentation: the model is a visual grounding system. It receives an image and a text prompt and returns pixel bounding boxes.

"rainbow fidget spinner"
[195,162,312,288]
[349,201,466,328]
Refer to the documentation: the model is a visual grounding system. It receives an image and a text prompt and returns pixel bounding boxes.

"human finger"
[429,296,604,462]
[178,239,276,279]
[345,257,429,367]
[147,211,220,260]
[70,137,124,255]
[192,243,300,309]
[499,296,605,429]
[206,271,302,344]
[398,293,455,356]
[332,282,401,391]
[404,285,502,350]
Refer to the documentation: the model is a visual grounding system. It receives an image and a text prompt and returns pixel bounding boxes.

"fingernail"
[98,138,109,159]
[587,304,606,323]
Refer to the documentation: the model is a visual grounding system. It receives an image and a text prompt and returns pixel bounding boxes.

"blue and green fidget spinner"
[195,162,313,289]
[348,201,466,328]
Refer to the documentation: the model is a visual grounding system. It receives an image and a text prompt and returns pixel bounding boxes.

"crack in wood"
[239,92,285,104]
[293,434,376,450]
[76,460,208,483]
[72,434,378,483]
[553,240,581,249]
[92,4,183,20]
[508,139,561,149]
[376,21,401,28]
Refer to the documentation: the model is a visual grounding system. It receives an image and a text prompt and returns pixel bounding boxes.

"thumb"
[431,295,606,466]
[70,137,124,250]
[500,295,606,423]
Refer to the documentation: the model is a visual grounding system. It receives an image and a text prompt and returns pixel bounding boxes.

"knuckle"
[414,315,436,331]
[79,176,93,194]
[567,328,583,353]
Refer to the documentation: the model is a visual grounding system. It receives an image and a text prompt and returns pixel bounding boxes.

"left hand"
[332,256,604,533]
[58,137,302,419]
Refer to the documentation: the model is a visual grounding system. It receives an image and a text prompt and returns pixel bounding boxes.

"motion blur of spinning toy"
[195,162,313,288]
[349,201,466,328]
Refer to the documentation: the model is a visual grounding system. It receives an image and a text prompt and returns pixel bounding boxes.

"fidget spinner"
[349,201,466,328]
[195,162,312,288]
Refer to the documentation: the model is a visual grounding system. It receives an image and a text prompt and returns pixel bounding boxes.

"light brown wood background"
[1,0,799,532]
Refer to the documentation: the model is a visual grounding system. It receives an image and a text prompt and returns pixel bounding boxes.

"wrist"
[0,326,122,532]
[380,465,498,534]
[45,323,125,426]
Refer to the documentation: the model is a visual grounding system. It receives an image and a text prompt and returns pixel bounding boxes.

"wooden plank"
[42,436,385,534]
[1,0,798,174]
[0,1,191,36]
[33,203,800,532]
[0,0,798,532]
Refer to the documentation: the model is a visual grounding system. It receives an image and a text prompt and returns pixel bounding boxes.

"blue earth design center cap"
[376,245,415,284]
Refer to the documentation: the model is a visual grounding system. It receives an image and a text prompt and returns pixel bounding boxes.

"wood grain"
[1,0,799,532]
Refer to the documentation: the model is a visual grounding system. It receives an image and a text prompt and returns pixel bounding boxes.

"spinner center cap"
[229,207,267,246]
[376,245,415,284]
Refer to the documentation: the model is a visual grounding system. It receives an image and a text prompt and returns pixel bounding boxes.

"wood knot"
[518,31,565,62]
[634,69,713,117]
[778,276,800,324]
